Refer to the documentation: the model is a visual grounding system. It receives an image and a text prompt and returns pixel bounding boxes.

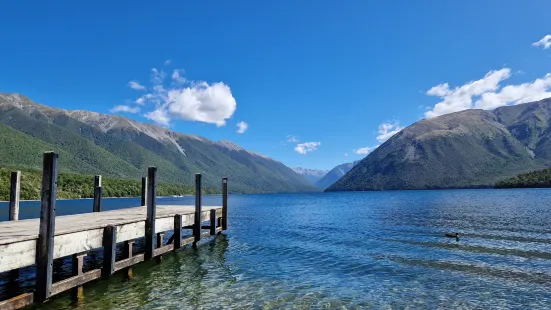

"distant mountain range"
[0,93,317,193]
[315,161,360,189]
[328,97,551,191]
[292,167,328,185]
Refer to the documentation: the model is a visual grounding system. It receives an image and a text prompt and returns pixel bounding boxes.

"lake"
[1,189,551,309]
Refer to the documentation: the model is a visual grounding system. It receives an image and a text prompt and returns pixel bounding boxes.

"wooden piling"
[156,233,164,262]
[35,152,59,303]
[71,253,86,303]
[222,177,228,230]
[102,225,116,278]
[194,173,202,247]
[122,240,135,278]
[141,177,147,207]
[210,209,216,235]
[9,171,21,221]
[93,175,102,212]
[145,167,157,260]
[174,214,182,249]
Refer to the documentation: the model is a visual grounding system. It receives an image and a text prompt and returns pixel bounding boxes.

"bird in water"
[445,232,460,242]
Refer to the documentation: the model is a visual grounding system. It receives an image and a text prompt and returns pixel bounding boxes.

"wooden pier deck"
[0,152,229,310]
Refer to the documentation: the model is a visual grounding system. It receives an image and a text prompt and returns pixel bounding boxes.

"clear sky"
[1,1,551,170]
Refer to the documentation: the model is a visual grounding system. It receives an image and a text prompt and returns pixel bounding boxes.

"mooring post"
[210,209,216,235]
[141,176,147,207]
[156,233,164,262]
[123,240,135,278]
[102,225,116,278]
[9,171,21,221]
[174,214,182,249]
[145,167,157,260]
[71,252,86,303]
[35,152,59,303]
[222,177,228,230]
[193,173,202,248]
[93,175,102,212]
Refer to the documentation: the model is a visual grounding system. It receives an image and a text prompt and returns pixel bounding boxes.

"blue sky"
[1,1,551,170]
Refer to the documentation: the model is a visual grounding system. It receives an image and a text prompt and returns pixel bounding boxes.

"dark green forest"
[495,167,551,189]
[0,168,218,201]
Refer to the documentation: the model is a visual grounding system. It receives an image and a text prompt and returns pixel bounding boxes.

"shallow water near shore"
[1,189,551,309]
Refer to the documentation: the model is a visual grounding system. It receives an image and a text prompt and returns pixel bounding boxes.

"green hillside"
[495,168,551,188]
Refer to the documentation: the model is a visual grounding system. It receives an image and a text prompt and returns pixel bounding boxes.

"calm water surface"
[1,189,551,309]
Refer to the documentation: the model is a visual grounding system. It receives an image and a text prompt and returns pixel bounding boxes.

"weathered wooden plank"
[0,292,33,310]
[194,174,202,246]
[200,231,210,239]
[54,229,102,259]
[210,209,216,235]
[50,269,102,296]
[92,175,102,212]
[70,252,86,301]
[183,236,195,246]
[215,227,223,233]
[141,176,147,207]
[35,151,58,302]
[155,217,174,233]
[145,167,157,260]
[9,171,21,221]
[0,240,36,273]
[114,254,145,271]
[173,214,182,249]
[117,222,145,243]
[222,177,228,230]
[102,225,116,277]
[156,232,164,262]
[153,244,174,257]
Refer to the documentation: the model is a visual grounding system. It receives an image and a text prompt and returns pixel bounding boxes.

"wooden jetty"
[0,152,228,309]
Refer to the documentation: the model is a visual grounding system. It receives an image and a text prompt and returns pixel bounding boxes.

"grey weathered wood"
[51,269,101,297]
[93,175,102,212]
[102,225,116,277]
[174,214,182,249]
[9,171,21,221]
[70,252,86,302]
[35,152,58,303]
[210,209,216,235]
[122,239,134,278]
[222,177,228,230]
[114,254,145,272]
[156,232,164,262]
[141,177,147,207]
[145,167,157,260]
[0,292,33,310]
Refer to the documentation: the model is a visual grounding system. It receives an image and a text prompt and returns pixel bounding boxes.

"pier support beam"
[71,253,86,304]
[35,152,59,303]
[93,175,102,212]
[145,167,157,260]
[156,233,164,262]
[9,171,21,221]
[174,214,182,249]
[222,177,228,230]
[193,173,202,248]
[102,225,116,278]
[141,177,147,207]
[210,209,216,235]
[123,240,135,278]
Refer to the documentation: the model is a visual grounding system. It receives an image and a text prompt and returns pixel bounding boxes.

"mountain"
[292,167,328,185]
[0,93,317,193]
[328,97,551,191]
[315,161,360,189]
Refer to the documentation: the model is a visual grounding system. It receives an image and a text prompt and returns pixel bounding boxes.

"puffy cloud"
[376,122,404,143]
[128,81,146,91]
[128,67,237,127]
[354,145,378,155]
[164,59,172,65]
[287,135,299,143]
[110,105,140,114]
[425,68,551,118]
[533,35,551,49]
[294,142,320,155]
[236,121,248,134]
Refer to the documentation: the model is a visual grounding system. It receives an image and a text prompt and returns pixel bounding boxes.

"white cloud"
[344,153,348,157]
[287,135,299,143]
[294,142,320,155]
[354,145,378,155]
[129,67,237,127]
[533,35,551,49]
[236,121,248,134]
[425,68,551,118]
[376,122,404,143]
[128,81,146,91]
[164,59,172,65]
[110,105,140,114]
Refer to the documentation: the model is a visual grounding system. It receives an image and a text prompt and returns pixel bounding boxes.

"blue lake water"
[1,189,551,309]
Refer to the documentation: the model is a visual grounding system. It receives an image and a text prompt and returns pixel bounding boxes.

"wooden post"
[123,240,134,278]
[71,253,86,303]
[93,175,102,212]
[102,225,116,278]
[222,177,228,230]
[210,209,216,235]
[193,173,202,247]
[35,152,58,302]
[174,214,182,249]
[145,167,157,260]
[9,171,21,221]
[141,177,147,207]
[156,233,164,262]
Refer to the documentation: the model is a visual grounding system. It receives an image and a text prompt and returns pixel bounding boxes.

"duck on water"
[445,232,460,241]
